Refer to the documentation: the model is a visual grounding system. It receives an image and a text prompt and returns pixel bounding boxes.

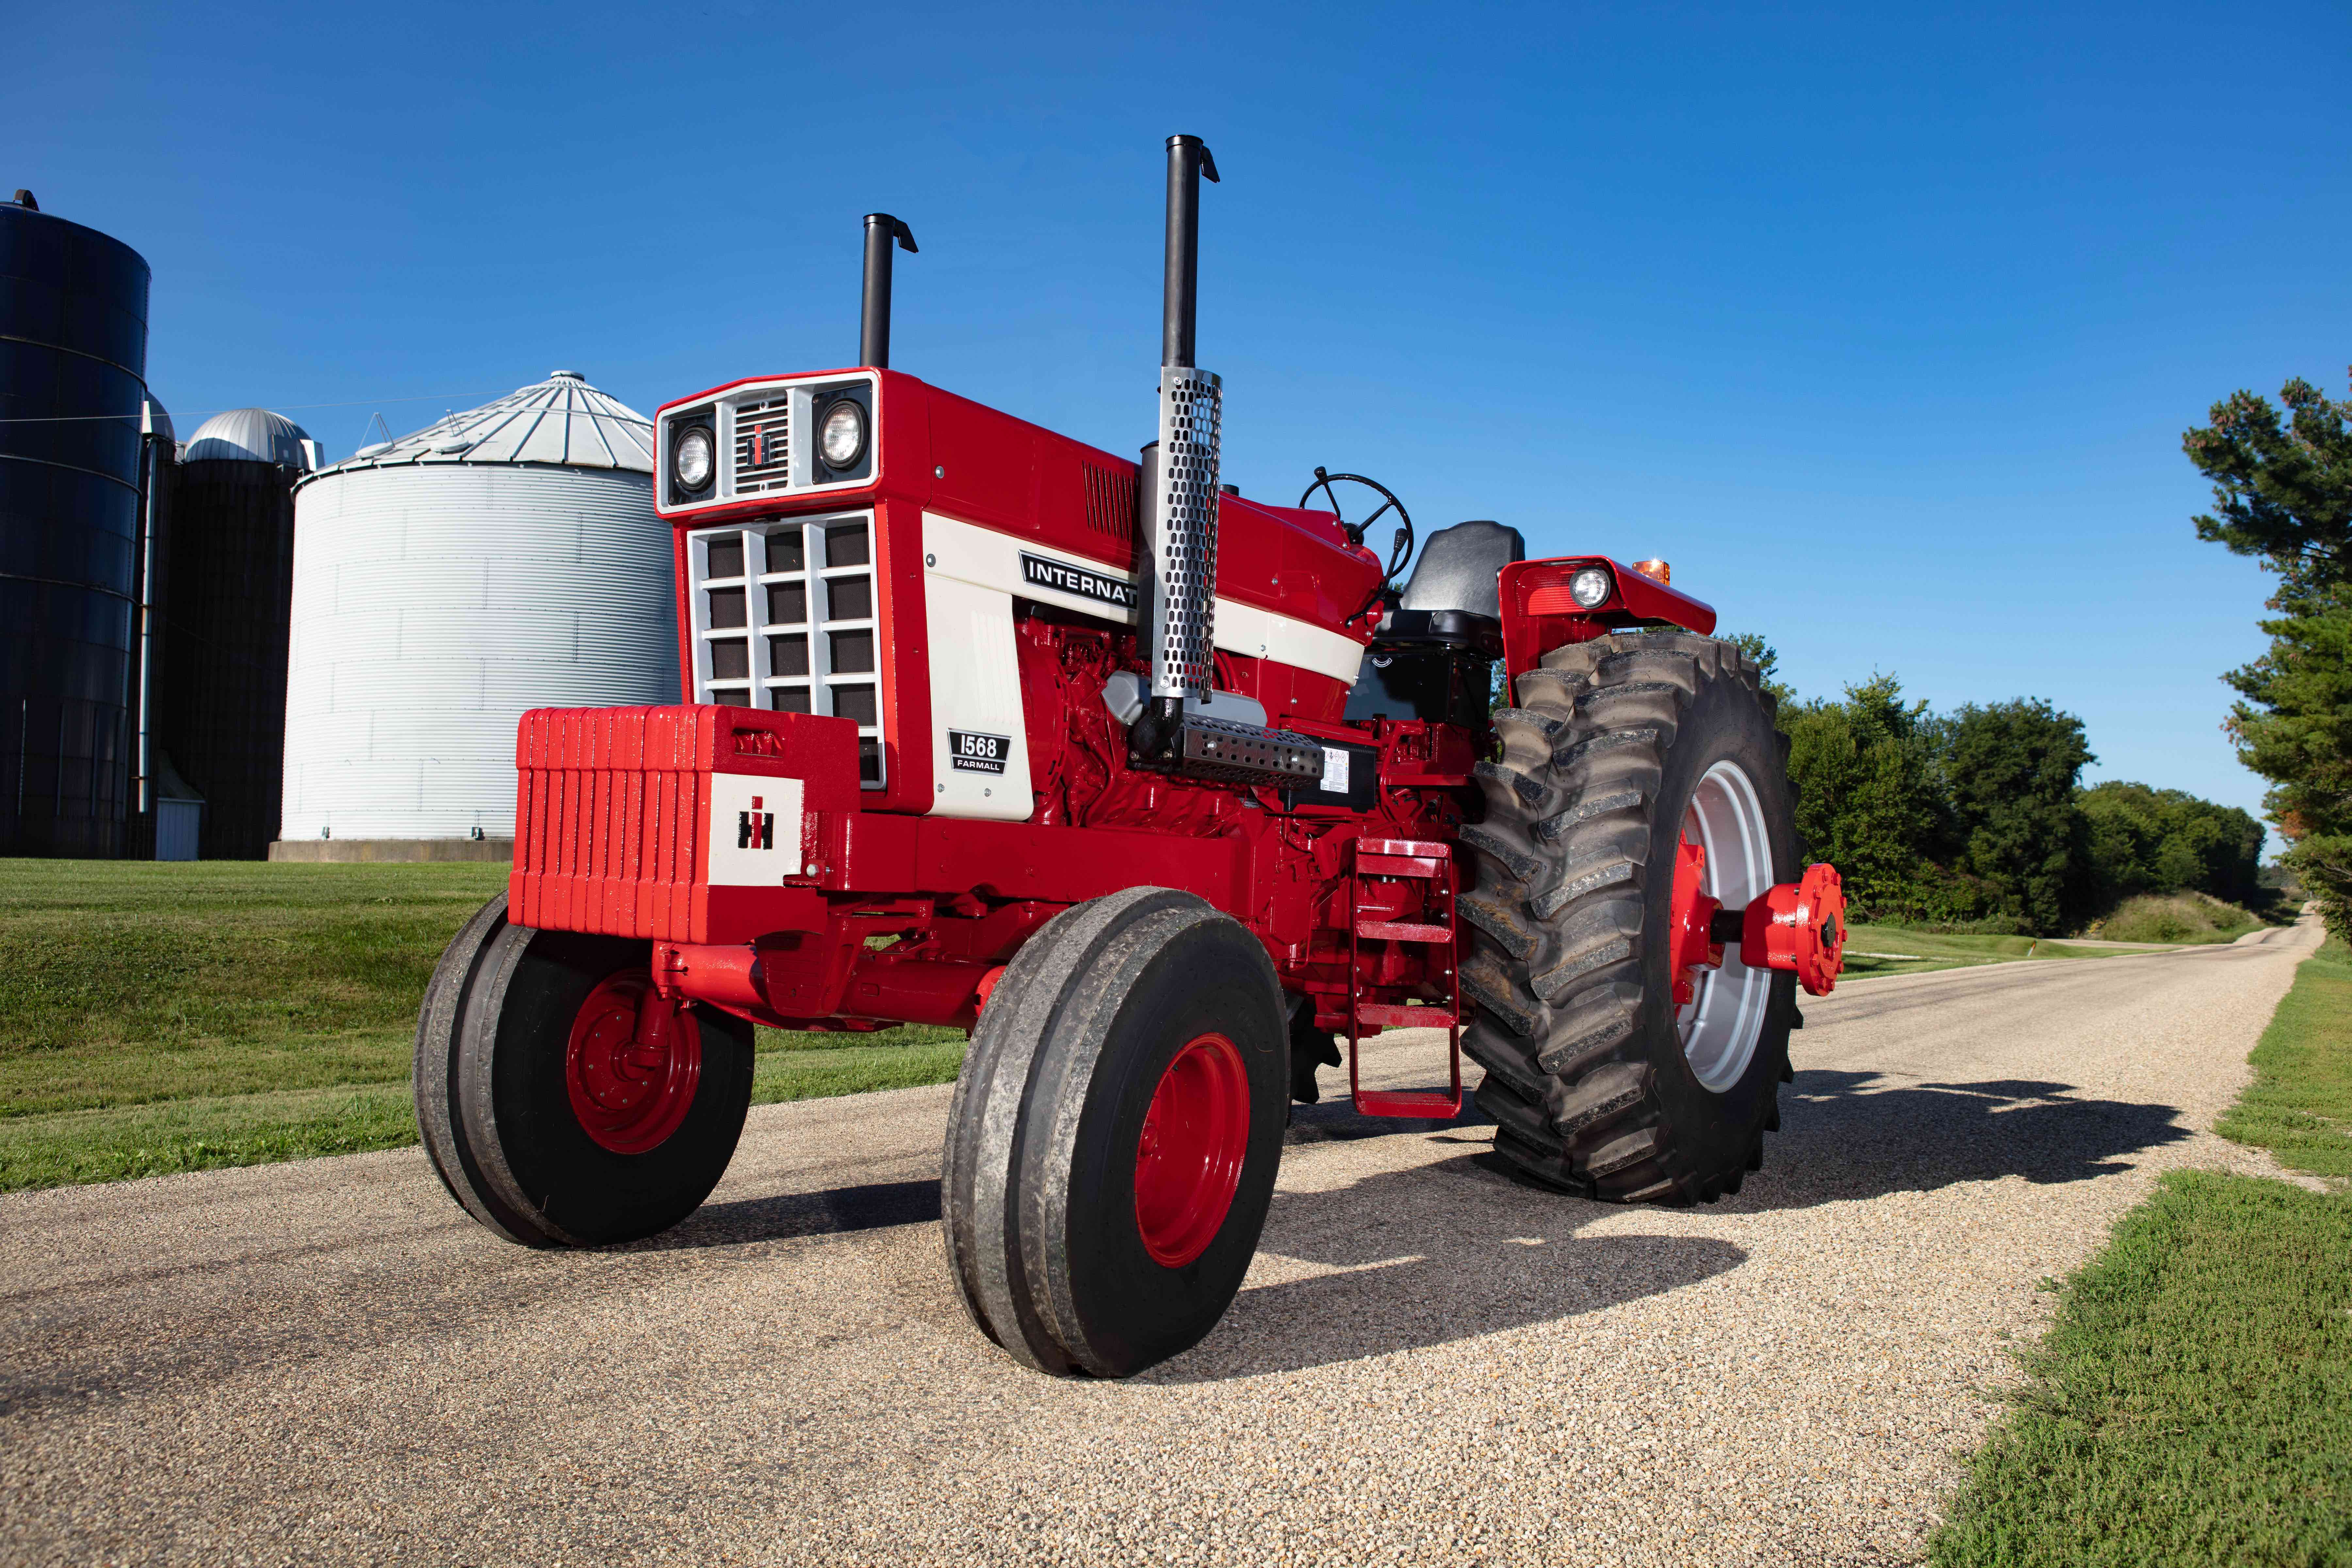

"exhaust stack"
[859,214,919,368]
[1136,136,1223,755]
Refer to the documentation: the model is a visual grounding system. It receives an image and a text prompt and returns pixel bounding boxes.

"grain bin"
[163,408,316,858]
[0,192,153,857]
[274,371,673,857]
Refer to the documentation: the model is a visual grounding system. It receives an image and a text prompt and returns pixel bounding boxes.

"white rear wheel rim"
[1678,760,1773,1093]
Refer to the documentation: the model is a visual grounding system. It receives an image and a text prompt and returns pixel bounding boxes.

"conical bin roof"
[303,370,652,485]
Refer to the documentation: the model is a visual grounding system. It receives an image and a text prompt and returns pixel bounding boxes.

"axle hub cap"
[565,972,702,1155]
[1133,1032,1250,1268]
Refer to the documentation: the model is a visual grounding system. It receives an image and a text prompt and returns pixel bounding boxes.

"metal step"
[1346,835,1463,1119]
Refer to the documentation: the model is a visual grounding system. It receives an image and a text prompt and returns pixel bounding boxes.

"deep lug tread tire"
[942,888,1288,1378]
[413,898,754,1247]
[1464,632,1799,1203]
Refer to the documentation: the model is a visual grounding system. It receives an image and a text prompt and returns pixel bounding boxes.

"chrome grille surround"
[656,371,880,518]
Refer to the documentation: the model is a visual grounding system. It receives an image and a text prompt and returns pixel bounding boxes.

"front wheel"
[942,888,1289,1377]
[414,896,755,1247]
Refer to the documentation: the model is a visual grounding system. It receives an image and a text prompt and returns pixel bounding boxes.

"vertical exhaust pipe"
[859,214,919,368]
[1135,136,1222,758]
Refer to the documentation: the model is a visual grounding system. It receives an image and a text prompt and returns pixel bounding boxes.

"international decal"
[1019,551,1137,612]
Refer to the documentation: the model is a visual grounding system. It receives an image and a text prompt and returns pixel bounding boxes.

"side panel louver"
[1082,463,1137,544]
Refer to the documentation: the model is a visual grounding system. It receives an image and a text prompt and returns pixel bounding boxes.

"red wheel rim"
[564,972,702,1155]
[1133,1032,1251,1268]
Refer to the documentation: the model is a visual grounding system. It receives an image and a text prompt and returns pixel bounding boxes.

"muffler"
[1128,138,1323,792]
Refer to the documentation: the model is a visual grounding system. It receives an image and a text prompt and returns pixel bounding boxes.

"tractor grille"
[733,398,792,494]
[689,512,885,788]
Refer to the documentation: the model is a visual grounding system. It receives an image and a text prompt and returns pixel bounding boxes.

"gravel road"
[1,921,2316,1566]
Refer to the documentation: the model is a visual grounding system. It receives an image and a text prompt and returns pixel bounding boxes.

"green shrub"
[2096,891,2262,944]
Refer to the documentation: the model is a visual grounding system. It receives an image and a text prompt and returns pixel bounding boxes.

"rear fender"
[1495,556,1718,686]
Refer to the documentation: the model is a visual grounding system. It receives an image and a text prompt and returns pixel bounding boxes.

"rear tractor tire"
[415,896,755,1247]
[1460,631,1800,1204]
[942,888,1290,1377]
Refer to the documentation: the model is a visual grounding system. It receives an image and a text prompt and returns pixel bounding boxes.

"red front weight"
[1741,863,1848,996]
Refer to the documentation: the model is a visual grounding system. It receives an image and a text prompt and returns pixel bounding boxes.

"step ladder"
[1346,836,1463,1118]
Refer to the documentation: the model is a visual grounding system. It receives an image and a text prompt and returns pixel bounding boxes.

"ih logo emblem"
[739,795,775,850]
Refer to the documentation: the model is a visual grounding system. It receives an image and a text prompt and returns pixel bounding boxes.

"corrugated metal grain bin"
[163,408,314,858]
[0,195,152,857]
[275,372,676,853]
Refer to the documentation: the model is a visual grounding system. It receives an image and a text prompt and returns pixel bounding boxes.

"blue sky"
[15,1,2348,841]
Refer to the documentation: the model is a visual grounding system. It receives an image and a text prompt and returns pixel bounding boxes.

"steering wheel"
[1299,467,1414,617]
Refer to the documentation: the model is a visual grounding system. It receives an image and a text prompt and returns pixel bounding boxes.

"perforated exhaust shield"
[1146,366,1222,700]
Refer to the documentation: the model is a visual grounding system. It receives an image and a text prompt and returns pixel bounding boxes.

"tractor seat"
[1378,519,1526,652]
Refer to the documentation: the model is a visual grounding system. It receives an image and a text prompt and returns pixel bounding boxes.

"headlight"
[673,426,713,491]
[818,400,867,469]
[1569,565,1613,608]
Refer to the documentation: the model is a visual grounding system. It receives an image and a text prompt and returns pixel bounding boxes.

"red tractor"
[416,137,1847,1378]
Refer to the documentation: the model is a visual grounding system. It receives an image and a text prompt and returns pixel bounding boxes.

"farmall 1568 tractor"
[416,137,1848,1378]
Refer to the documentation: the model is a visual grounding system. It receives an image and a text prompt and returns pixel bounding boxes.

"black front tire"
[414,898,754,1247]
[942,888,1289,1377]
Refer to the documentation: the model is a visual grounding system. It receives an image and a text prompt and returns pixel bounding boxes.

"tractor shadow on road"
[1153,1070,2191,1380]
[1152,1128,1746,1383]
[641,1179,942,1249]
[1747,1070,2193,1211]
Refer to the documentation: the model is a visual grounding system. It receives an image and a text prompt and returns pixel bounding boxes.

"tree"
[2186,375,2352,589]
[1940,700,2094,934]
[2185,371,2352,931]
[2220,576,2352,928]
[2078,780,2266,908]
[1780,674,1954,920]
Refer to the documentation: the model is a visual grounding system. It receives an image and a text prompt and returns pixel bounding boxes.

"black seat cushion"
[1397,520,1526,619]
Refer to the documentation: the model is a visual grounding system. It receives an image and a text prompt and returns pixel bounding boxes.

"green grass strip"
[1929,1169,2352,1567]
[0,1082,421,1191]
[0,1028,970,1194]
[752,1033,967,1103]
[0,860,507,1115]
[1839,924,2136,978]
[2217,938,2352,1181]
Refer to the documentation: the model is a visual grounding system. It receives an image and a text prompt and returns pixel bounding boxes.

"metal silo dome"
[184,407,317,468]
[275,371,675,853]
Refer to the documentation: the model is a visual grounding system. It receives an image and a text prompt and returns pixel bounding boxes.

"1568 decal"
[947,730,1010,774]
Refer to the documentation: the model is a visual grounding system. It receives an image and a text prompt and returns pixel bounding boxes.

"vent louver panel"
[1083,463,1137,543]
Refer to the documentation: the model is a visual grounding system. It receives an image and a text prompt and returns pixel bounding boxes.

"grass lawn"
[1839,924,2149,979]
[2217,936,2352,1181]
[0,860,969,1193]
[1928,1170,2352,1567]
[1930,928,2352,1566]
